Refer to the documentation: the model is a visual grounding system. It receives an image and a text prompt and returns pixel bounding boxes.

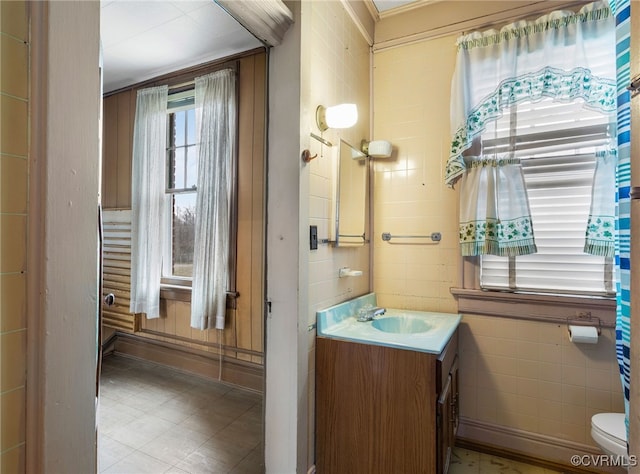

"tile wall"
[372,36,460,314]
[306,1,371,467]
[372,33,623,449]
[460,316,622,445]
[307,0,371,321]
[0,1,29,471]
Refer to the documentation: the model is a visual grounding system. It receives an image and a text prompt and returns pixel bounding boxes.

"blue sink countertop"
[316,293,461,354]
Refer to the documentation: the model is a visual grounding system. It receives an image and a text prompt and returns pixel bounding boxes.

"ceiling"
[100,0,262,93]
[372,0,420,13]
[100,0,422,93]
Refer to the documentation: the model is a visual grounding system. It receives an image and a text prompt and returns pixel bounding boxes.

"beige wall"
[40,2,101,470]
[305,0,372,468]
[372,14,623,458]
[0,1,29,471]
[372,35,459,313]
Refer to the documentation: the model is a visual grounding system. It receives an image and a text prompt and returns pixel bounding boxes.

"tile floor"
[449,447,564,474]
[98,354,263,473]
[99,355,562,474]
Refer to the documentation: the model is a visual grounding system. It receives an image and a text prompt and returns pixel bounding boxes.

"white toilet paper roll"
[568,325,599,344]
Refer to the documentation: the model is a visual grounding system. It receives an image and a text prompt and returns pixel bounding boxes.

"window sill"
[159,285,240,308]
[160,284,192,302]
[450,287,616,328]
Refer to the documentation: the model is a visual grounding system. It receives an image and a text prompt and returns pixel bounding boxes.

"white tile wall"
[373,35,460,314]
[306,1,371,467]
[306,0,371,320]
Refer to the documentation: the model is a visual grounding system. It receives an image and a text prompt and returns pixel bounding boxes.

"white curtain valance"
[445,1,616,187]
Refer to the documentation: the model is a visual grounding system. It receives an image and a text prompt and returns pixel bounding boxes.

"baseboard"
[101,330,117,356]
[457,417,627,474]
[112,332,264,393]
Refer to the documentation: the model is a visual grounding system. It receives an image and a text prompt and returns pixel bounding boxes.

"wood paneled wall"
[234,52,266,365]
[102,90,135,209]
[101,51,267,387]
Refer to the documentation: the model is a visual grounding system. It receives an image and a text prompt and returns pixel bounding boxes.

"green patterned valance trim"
[584,215,615,257]
[467,157,520,168]
[457,5,611,51]
[459,217,537,257]
[596,148,617,159]
[445,67,616,187]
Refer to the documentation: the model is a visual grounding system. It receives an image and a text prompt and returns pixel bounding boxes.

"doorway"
[98,1,267,471]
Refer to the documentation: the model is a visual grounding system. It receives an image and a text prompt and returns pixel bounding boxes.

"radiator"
[101,209,139,332]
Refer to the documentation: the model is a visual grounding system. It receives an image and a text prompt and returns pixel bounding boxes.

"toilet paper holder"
[566,312,602,336]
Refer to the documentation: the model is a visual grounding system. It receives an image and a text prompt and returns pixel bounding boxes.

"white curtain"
[584,147,617,257]
[130,85,168,318]
[460,157,536,256]
[445,1,616,187]
[191,69,236,330]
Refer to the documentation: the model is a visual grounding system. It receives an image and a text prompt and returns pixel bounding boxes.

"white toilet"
[591,413,627,457]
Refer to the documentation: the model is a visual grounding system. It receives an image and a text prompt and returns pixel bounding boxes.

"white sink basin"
[316,293,461,354]
[372,316,433,334]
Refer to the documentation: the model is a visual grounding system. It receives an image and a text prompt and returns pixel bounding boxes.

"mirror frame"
[331,139,369,247]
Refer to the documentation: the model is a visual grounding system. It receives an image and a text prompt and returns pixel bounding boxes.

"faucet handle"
[356,306,370,322]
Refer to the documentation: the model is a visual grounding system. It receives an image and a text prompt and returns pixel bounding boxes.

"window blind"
[480,97,615,296]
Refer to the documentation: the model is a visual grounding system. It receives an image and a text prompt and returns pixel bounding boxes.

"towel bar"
[381,232,441,242]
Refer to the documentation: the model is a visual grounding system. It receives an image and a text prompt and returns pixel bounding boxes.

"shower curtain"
[609,0,631,443]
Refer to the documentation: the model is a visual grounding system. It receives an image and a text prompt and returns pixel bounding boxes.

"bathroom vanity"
[315,294,460,474]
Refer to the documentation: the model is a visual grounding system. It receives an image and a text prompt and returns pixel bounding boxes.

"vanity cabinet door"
[450,356,459,438]
[316,337,437,474]
[437,374,453,474]
[437,354,458,474]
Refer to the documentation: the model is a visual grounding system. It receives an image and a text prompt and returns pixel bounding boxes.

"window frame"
[452,125,617,325]
[162,103,198,287]
[157,66,240,302]
[477,108,616,297]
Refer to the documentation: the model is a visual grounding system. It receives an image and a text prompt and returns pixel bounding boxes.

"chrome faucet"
[357,306,386,322]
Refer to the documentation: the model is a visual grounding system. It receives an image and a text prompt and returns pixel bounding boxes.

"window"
[447,3,618,323]
[163,92,197,282]
[130,68,238,327]
[478,98,615,296]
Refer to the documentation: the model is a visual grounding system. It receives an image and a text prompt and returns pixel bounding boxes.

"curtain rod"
[169,80,194,92]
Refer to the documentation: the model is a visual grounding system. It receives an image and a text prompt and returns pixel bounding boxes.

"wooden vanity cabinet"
[316,329,459,474]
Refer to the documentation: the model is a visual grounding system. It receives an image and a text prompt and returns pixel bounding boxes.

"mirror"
[331,139,368,246]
